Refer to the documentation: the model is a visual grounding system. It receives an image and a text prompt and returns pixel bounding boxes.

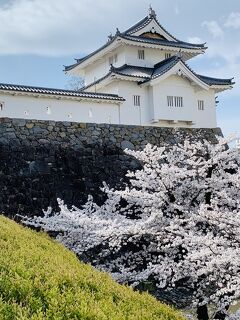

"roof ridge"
[122,16,151,35]
[197,74,234,81]
[153,55,179,69]
[80,71,113,91]
[112,64,153,71]
[0,82,125,101]
[0,82,79,93]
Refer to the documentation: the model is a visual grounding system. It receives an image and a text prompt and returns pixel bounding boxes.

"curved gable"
[140,31,167,40]
[126,18,177,42]
[148,60,210,90]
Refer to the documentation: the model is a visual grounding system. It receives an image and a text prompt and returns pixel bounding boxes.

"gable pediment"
[146,59,210,91]
[140,31,167,40]
[128,18,177,42]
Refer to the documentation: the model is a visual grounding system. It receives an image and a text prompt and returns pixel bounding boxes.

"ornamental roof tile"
[0,83,125,101]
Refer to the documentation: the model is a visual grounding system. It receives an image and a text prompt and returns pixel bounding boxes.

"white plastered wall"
[0,94,121,125]
[93,80,152,125]
[151,75,216,128]
[124,46,168,68]
[84,47,126,85]
[116,81,151,125]
[98,82,119,95]
[84,73,217,128]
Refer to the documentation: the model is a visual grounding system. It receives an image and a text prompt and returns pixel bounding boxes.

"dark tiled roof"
[122,34,206,50]
[144,57,234,86]
[112,64,153,78]
[65,34,206,72]
[80,72,112,91]
[0,83,125,101]
[197,75,234,86]
[151,56,180,79]
[81,56,181,90]
[81,56,234,90]
[123,16,154,35]
[81,64,154,91]
[64,36,117,72]
[64,13,206,72]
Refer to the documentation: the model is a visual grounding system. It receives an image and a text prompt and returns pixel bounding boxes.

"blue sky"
[0,0,239,136]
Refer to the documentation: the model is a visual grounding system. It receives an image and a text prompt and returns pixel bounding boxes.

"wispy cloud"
[202,21,224,38]
[0,0,142,56]
[174,5,179,15]
[187,36,203,44]
[224,12,240,29]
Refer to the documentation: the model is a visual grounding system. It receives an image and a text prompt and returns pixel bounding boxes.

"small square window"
[138,49,145,60]
[133,95,141,107]
[175,96,183,107]
[165,53,171,59]
[167,96,174,107]
[167,96,183,107]
[198,100,204,110]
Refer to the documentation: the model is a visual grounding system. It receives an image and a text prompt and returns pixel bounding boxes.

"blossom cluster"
[22,136,240,318]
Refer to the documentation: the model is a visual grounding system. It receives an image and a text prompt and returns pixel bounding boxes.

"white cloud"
[202,21,224,38]
[187,36,203,44]
[174,5,179,15]
[0,0,147,56]
[224,12,240,29]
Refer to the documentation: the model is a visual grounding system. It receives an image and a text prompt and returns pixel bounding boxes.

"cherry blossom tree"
[22,136,240,320]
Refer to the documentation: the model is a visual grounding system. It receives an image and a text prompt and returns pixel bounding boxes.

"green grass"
[0,216,184,320]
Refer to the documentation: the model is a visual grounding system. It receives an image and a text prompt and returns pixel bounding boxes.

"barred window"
[165,53,171,59]
[138,49,145,60]
[198,100,204,110]
[167,96,174,107]
[175,96,183,107]
[133,95,141,106]
[167,96,183,107]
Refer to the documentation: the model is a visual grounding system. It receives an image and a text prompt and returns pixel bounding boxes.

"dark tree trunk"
[197,305,209,320]
[213,305,229,320]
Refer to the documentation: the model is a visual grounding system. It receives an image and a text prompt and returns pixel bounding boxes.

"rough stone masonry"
[0,118,222,218]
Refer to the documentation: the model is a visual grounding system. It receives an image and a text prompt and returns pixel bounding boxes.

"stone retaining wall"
[0,118,222,217]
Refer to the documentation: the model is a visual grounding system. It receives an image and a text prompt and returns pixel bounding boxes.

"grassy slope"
[0,216,184,320]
